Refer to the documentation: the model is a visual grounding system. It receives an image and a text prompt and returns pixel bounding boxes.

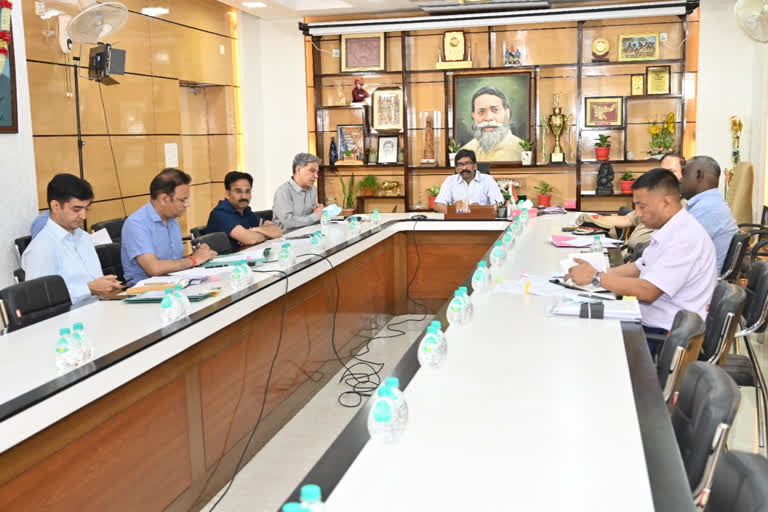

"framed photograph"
[585,97,623,127]
[452,71,533,163]
[618,33,659,62]
[0,21,18,133]
[336,124,366,165]
[371,87,403,132]
[377,136,399,164]
[646,65,671,95]
[630,74,645,96]
[340,33,385,73]
[442,31,467,62]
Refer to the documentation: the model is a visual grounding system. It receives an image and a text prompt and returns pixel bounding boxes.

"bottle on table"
[320,210,330,236]
[502,227,514,249]
[55,328,78,371]
[417,324,446,369]
[279,242,295,269]
[521,207,529,225]
[471,260,492,293]
[457,286,474,321]
[446,289,466,327]
[173,284,191,315]
[371,208,381,227]
[72,321,92,362]
[349,216,359,233]
[591,235,604,253]
[311,235,323,254]
[384,376,409,429]
[282,503,309,512]
[161,289,177,325]
[300,484,325,512]
[367,385,401,443]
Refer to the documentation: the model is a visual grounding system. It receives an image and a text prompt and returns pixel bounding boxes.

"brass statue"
[421,112,436,165]
[546,94,567,164]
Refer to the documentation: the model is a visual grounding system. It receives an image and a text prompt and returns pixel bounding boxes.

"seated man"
[121,168,217,286]
[207,171,282,252]
[432,149,504,214]
[578,153,686,251]
[566,168,717,352]
[22,174,123,303]
[680,155,738,274]
[272,153,324,231]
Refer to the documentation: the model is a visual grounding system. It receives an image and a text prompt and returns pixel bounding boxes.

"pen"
[578,293,616,301]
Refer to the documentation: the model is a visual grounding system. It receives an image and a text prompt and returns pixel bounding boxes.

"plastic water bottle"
[279,242,295,269]
[591,235,604,253]
[429,320,449,354]
[311,235,323,254]
[240,262,254,285]
[521,207,529,224]
[368,386,400,443]
[173,284,191,315]
[300,485,325,512]
[490,240,506,266]
[457,286,474,322]
[471,260,492,293]
[320,210,330,236]
[72,322,92,362]
[384,376,409,429]
[229,263,244,291]
[349,216,359,234]
[282,503,309,512]
[371,208,381,227]
[418,324,446,369]
[502,227,514,249]
[161,290,176,325]
[55,328,79,371]
[446,289,466,326]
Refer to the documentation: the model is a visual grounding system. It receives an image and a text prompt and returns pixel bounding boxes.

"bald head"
[680,155,721,200]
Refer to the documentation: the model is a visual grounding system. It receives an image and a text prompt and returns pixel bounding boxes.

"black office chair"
[671,362,740,509]
[626,241,649,263]
[14,235,31,264]
[13,268,24,284]
[706,450,768,512]
[699,281,746,366]
[190,225,208,240]
[0,275,72,333]
[615,206,632,241]
[254,209,273,222]
[719,231,749,283]
[191,231,231,254]
[90,218,125,244]
[657,310,705,405]
[95,243,124,284]
[721,260,768,450]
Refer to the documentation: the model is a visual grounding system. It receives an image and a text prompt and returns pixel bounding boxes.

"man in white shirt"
[432,149,504,214]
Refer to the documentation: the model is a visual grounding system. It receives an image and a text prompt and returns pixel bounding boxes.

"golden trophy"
[730,115,743,166]
[546,94,567,164]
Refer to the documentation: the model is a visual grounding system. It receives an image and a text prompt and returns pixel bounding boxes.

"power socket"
[332,48,340,58]
[660,33,668,42]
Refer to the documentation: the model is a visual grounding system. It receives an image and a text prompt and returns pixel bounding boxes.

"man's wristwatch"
[591,271,602,287]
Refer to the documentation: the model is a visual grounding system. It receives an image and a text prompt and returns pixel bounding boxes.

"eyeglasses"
[455,161,475,169]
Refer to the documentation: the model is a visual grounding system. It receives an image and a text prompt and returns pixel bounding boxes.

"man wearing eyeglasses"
[432,149,504,214]
[121,168,217,286]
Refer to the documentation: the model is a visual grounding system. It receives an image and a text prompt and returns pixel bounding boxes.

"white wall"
[238,13,308,210]
[0,5,39,287]
[697,0,768,219]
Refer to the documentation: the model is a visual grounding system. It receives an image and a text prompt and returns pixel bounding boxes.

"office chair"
[90,218,124,244]
[14,235,31,264]
[190,225,208,240]
[0,275,72,333]
[191,231,231,255]
[699,281,746,366]
[95,243,125,284]
[719,231,749,283]
[671,362,740,509]
[615,206,633,241]
[625,241,649,263]
[13,268,24,284]
[706,450,768,512]
[721,260,768,449]
[657,310,705,406]
[254,209,273,222]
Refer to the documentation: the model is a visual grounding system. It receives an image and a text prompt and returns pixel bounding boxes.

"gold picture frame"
[646,65,671,95]
[371,87,404,132]
[618,33,660,62]
[630,74,645,96]
[585,97,623,127]
[340,33,385,73]
[442,31,467,62]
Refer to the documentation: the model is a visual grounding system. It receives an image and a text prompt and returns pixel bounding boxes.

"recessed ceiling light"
[141,7,170,16]
[243,1,268,7]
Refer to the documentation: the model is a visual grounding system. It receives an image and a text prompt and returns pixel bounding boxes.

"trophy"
[546,94,567,164]
[730,115,743,166]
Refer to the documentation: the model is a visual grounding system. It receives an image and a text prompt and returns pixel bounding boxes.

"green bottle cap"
[282,503,306,512]
[494,241,502,246]
[373,208,379,214]
[478,260,488,267]
[59,327,71,335]
[164,288,173,295]
[73,322,84,331]
[300,484,322,502]
[282,243,290,248]
[385,376,400,389]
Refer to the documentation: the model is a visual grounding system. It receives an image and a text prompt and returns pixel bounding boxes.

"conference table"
[0,212,693,511]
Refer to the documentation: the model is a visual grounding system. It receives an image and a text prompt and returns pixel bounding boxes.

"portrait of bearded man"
[459,86,524,162]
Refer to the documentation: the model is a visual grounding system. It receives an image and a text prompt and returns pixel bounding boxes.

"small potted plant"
[534,181,554,207]
[594,134,612,161]
[358,175,379,196]
[620,171,635,193]
[447,138,459,167]
[337,173,356,216]
[426,185,440,210]
[519,138,534,166]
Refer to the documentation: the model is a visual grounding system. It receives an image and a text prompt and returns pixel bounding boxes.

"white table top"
[325,213,655,511]
[0,213,509,453]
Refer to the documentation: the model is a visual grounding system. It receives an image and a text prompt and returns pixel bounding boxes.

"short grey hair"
[292,153,321,175]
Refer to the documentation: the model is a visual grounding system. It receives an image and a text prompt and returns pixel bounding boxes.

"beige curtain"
[726,161,754,225]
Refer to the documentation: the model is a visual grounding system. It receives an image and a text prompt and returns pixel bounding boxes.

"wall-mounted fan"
[35,0,128,53]
[735,0,768,43]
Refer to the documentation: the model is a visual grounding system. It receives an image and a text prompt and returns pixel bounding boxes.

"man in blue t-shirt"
[207,171,282,252]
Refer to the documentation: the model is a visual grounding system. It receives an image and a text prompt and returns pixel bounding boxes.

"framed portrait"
[646,65,671,95]
[371,87,403,132]
[336,124,365,164]
[0,21,18,133]
[585,97,623,127]
[630,74,645,96]
[618,33,659,62]
[452,71,533,163]
[377,135,399,164]
[340,33,385,73]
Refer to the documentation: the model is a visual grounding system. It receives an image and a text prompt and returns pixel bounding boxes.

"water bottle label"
[56,339,69,353]
[279,249,289,260]
[449,298,464,312]
[372,400,393,423]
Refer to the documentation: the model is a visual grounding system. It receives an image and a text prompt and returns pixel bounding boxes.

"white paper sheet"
[90,228,112,246]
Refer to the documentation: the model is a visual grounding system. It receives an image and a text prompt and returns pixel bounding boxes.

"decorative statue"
[329,137,338,166]
[335,82,346,106]
[730,115,743,166]
[421,112,436,164]
[596,163,615,196]
[351,78,370,103]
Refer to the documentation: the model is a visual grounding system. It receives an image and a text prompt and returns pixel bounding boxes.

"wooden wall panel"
[491,28,578,67]
[0,378,192,511]
[180,88,208,135]
[187,183,214,231]
[182,136,212,184]
[123,195,152,216]
[20,1,66,63]
[206,87,237,135]
[154,78,183,134]
[88,200,128,227]
[32,138,79,208]
[209,135,238,182]
[148,17,184,79]
[79,74,156,135]
[581,22,684,62]
[27,63,77,136]
[161,0,237,37]
[82,137,124,201]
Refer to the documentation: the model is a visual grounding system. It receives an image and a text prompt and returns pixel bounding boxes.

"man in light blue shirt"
[680,155,739,274]
[121,168,217,286]
[22,174,123,303]
[433,149,504,213]
[30,211,50,239]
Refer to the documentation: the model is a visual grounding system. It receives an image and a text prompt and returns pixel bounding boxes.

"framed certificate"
[618,33,660,62]
[646,65,671,95]
[340,33,385,73]
[584,97,623,127]
[630,74,645,96]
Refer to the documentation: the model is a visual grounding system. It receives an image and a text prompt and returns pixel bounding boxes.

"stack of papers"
[551,297,641,320]
[551,235,623,248]
[124,283,221,303]
[560,252,608,274]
